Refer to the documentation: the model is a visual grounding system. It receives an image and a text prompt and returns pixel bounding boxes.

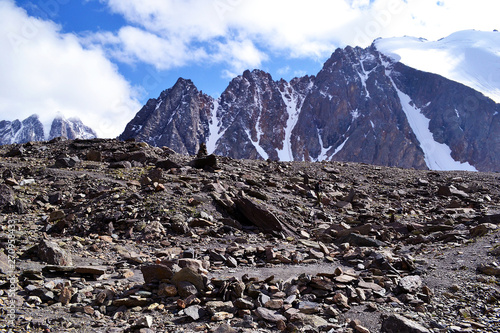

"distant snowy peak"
[50,116,97,141]
[0,114,97,145]
[375,30,500,103]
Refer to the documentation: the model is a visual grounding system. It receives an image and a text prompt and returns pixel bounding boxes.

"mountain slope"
[120,42,500,172]
[375,30,500,103]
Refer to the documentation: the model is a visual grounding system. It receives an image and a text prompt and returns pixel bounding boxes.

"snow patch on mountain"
[376,30,500,103]
[390,78,477,171]
[277,83,301,161]
[245,128,268,160]
[207,99,223,154]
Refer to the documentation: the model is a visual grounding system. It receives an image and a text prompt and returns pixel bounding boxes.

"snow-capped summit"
[0,114,97,145]
[375,30,500,103]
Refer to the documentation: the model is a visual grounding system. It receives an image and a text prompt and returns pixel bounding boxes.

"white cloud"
[0,0,140,138]
[1,0,498,140]
[97,0,500,73]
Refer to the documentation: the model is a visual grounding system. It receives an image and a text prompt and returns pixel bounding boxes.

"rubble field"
[0,138,499,332]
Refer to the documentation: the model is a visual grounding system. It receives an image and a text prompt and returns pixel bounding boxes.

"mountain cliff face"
[0,115,97,145]
[119,45,500,172]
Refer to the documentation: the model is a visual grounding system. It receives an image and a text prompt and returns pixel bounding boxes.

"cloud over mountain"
[0,0,140,138]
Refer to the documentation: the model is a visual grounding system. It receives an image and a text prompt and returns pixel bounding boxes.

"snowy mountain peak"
[375,30,500,103]
[0,114,97,145]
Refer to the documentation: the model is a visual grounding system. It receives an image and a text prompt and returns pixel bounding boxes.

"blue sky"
[1,0,498,137]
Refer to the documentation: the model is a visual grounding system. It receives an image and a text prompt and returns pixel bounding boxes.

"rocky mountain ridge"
[0,114,97,145]
[0,138,499,332]
[120,44,500,172]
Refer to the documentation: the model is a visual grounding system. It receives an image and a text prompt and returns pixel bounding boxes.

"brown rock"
[86,150,102,162]
[140,264,173,284]
[58,287,73,305]
[255,307,287,323]
[75,266,108,277]
[381,314,430,333]
[177,281,198,298]
[234,196,297,237]
[37,239,73,266]
[358,280,384,292]
[211,312,234,321]
[172,267,205,291]
[158,283,178,297]
[477,264,500,276]
[333,292,350,308]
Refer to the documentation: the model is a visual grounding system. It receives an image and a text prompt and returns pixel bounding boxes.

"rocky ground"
[0,138,499,333]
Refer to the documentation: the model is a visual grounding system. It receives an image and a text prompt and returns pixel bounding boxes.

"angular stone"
[477,264,500,276]
[265,299,283,310]
[184,305,204,321]
[0,184,15,209]
[178,258,206,273]
[0,250,12,275]
[134,315,153,328]
[255,307,287,323]
[140,264,173,284]
[226,256,238,268]
[234,196,297,237]
[205,301,235,313]
[290,313,329,327]
[55,156,80,168]
[37,239,73,266]
[109,161,132,169]
[344,233,386,247]
[234,298,254,310]
[158,283,178,297]
[75,266,108,277]
[309,248,325,259]
[399,276,423,293]
[470,223,497,237]
[70,305,95,315]
[298,301,320,314]
[113,297,150,307]
[211,312,234,321]
[334,292,350,308]
[189,154,217,169]
[358,280,384,292]
[381,314,430,333]
[59,286,73,305]
[213,324,237,333]
[86,150,102,162]
[177,281,198,298]
[172,267,205,291]
[335,274,357,284]
[155,159,181,170]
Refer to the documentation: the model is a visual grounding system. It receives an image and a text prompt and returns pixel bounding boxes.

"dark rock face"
[119,45,500,172]
[291,46,427,169]
[119,78,213,155]
[0,114,96,144]
[391,62,500,172]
